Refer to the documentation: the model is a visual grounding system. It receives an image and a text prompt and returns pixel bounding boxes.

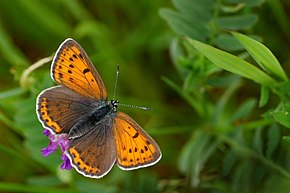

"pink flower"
[41,129,72,170]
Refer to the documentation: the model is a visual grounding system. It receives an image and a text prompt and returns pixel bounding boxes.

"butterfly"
[36,38,161,178]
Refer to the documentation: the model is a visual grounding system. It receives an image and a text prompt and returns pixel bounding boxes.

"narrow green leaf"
[18,0,71,38]
[222,150,238,176]
[253,127,263,154]
[259,85,270,107]
[266,124,280,158]
[230,98,257,122]
[0,88,25,100]
[212,78,242,125]
[207,74,240,87]
[187,38,277,85]
[232,32,288,81]
[169,37,189,77]
[0,22,30,67]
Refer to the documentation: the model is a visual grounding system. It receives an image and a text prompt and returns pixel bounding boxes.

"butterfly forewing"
[36,86,96,134]
[113,112,161,170]
[51,38,107,100]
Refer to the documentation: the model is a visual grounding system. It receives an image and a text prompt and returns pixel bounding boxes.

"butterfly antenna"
[118,103,152,111]
[113,64,120,101]
[112,64,151,111]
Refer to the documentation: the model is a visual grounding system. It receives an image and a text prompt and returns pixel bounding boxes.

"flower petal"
[41,141,58,156]
[42,129,51,137]
[61,153,72,170]
[41,129,72,170]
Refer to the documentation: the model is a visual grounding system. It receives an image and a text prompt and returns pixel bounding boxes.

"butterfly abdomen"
[68,103,113,139]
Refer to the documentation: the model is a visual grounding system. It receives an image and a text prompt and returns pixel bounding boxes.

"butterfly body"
[36,38,161,178]
[68,100,116,139]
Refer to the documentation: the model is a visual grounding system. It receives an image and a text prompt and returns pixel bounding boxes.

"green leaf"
[230,98,257,122]
[212,78,242,125]
[266,124,280,158]
[216,14,258,30]
[187,38,277,86]
[172,0,213,23]
[207,74,240,87]
[259,85,270,107]
[225,0,264,7]
[0,88,25,100]
[253,127,263,154]
[272,112,290,128]
[169,37,189,77]
[0,22,30,67]
[283,136,290,143]
[159,8,208,41]
[222,150,238,176]
[178,132,217,186]
[272,81,290,95]
[17,0,71,38]
[268,0,290,40]
[213,34,244,51]
[272,104,290,128]
[232,32,288,81]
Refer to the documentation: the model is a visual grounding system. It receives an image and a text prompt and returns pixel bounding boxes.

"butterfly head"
[110,99,119,112]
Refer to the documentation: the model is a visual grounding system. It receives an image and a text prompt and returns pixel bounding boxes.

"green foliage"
[159,0,290,192]
[1,0,290,193]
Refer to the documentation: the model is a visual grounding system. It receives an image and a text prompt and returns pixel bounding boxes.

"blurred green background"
[1,0,290,193]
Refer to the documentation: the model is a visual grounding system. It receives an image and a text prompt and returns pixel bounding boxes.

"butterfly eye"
[110,100,119,111]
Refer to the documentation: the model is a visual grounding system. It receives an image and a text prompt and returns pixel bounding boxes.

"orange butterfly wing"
[51,38,107,100]
[113,112,161,170]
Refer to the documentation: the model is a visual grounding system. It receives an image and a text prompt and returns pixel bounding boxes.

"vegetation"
[1,0,290,193]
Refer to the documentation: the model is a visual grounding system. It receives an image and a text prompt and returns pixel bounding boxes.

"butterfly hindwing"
[66,117,116,178]
[51,38,107,100]
[36,86,95,134]
[113,112,161,170]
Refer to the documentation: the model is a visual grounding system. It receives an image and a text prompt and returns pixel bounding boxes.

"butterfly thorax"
[68,100,118,139]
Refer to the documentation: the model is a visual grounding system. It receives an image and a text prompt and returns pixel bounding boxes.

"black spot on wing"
[83,68,90,74]
[132,132,139,138]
